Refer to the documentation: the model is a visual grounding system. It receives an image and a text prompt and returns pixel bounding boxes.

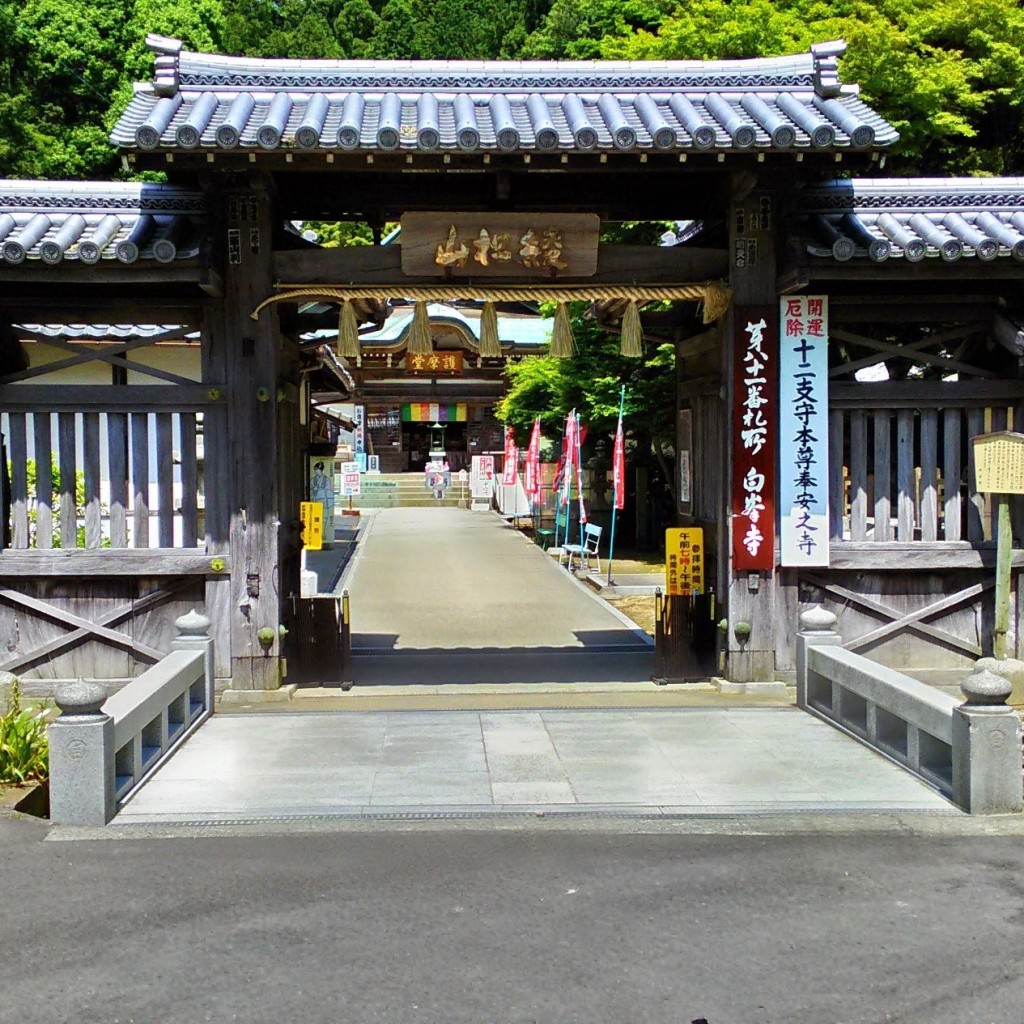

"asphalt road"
[3,815,1023,1024]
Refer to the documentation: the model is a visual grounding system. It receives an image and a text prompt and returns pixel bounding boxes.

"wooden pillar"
[724,188,779,683]
[202,179,284,690]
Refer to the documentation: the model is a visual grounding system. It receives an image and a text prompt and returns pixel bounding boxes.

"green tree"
[335,0,380,58]
[497,305,678,492]
[370,0,419,59]
[411,0,530,59]
[0,2,54,177]
[593,0,1024,175]
[523,0,675,58]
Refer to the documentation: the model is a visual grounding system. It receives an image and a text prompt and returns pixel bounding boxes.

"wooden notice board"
[400,212,600,278]
[973,431,1024,494]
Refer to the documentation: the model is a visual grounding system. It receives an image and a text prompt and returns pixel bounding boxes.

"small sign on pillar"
[666,527,705,596]
[972,430,1024,660]
[300,501,323,551]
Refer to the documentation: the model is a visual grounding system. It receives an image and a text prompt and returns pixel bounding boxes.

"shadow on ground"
[336,646,657,686]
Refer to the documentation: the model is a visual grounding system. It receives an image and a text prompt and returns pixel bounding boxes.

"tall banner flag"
[731,306,777,571]
[607,385,627,584]
[560,411,577,508]
[573,411,587,525]
[502,425,517,485]
[524,418,542,500]
[612,409,625,511]
[779,296,829,566]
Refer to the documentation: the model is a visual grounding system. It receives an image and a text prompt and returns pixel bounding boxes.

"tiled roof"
[0,181,206,266]
[110,35,896,156]
[16,324,195,339]
[798,178,1024,263]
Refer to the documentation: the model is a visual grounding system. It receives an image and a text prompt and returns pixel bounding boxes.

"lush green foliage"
[535,0,1024,175]
[0,0,1019,179]
[9,460,94,549]
[497,303,677,465]
[0,681,49,785]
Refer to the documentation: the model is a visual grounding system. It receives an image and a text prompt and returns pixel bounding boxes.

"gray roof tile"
[798,178,1024,263]
[111,35,897,155]
[0,181,206,266]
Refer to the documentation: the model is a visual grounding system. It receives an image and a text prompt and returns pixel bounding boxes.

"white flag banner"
[779,295,830,567]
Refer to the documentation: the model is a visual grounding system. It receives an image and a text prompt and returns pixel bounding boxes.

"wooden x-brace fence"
[804,572,995,659]
[0,578,192,674]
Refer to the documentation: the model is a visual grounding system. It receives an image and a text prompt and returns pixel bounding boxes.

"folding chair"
[564,522,602,573]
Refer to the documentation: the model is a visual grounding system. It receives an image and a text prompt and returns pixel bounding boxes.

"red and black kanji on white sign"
[731,305,777,571]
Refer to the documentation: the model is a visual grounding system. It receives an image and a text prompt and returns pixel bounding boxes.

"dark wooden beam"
[825,542,1024,571]
[273,243,728,288]
[831,301,998,323]
[0,294,205,323]
[0,262,202,287]
[0,384,225,412]
[805,257,1024,283]
[830,379,1024,409]
[270,168,728,220]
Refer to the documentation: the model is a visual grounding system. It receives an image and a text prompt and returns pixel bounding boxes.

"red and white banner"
[502,426,518,485]
[524,418,542,498]
[572,412,587,524]
[612,415,625,511]
[731,306,776,571]
[559,412,575,506]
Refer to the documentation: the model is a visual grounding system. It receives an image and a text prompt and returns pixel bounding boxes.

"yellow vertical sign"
[300,501,324,551]
[665,527,704,596]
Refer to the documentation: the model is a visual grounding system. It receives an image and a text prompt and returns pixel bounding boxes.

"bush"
[0,681,49,785]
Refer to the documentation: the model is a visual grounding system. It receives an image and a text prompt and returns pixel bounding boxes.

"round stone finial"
[175,608,211,637]
[960,666,1013,706]
[55,680,107,716]
[800,605,837,633]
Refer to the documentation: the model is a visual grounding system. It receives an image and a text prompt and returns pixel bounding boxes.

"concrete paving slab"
[113,707,953,822]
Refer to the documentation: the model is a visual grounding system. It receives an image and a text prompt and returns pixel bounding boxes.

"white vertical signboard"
[779,295,829,566]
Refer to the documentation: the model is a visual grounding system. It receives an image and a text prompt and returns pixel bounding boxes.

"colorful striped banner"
[401,403,467,423]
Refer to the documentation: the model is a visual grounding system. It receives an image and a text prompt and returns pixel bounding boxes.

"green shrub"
[0,681,49,785]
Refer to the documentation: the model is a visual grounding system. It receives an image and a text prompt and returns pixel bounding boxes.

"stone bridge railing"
[797,606,1022,815]
[48,611,214,825]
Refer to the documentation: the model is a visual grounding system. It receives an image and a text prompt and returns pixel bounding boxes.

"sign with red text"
[731,306,776,571]
[340,461,361,497]
[666,528,705,596]
[779,295,829,566]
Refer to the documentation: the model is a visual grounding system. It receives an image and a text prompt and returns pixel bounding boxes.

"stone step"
[353,473,473,508]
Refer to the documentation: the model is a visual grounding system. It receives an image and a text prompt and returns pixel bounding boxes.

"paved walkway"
[346,508,650,651]
[115,507,955,821]
[114,708,951,822]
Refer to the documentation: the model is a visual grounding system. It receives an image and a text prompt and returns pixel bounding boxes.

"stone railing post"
[48,681,114,826]
[172,608,214,711]
[952,666,1023,814]
[796,605,842,709]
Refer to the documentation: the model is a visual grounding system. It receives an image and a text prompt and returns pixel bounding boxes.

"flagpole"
[575,409,585,560]
[607,385,626,585]
[554,413,569,548]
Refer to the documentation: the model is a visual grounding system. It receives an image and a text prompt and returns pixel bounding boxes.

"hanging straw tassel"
[406,300,433,355]
[619,299,643,357]
[337,300,361,358]
[478,300,502,358]
[549,302,575,358]
[701,281,732,324]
